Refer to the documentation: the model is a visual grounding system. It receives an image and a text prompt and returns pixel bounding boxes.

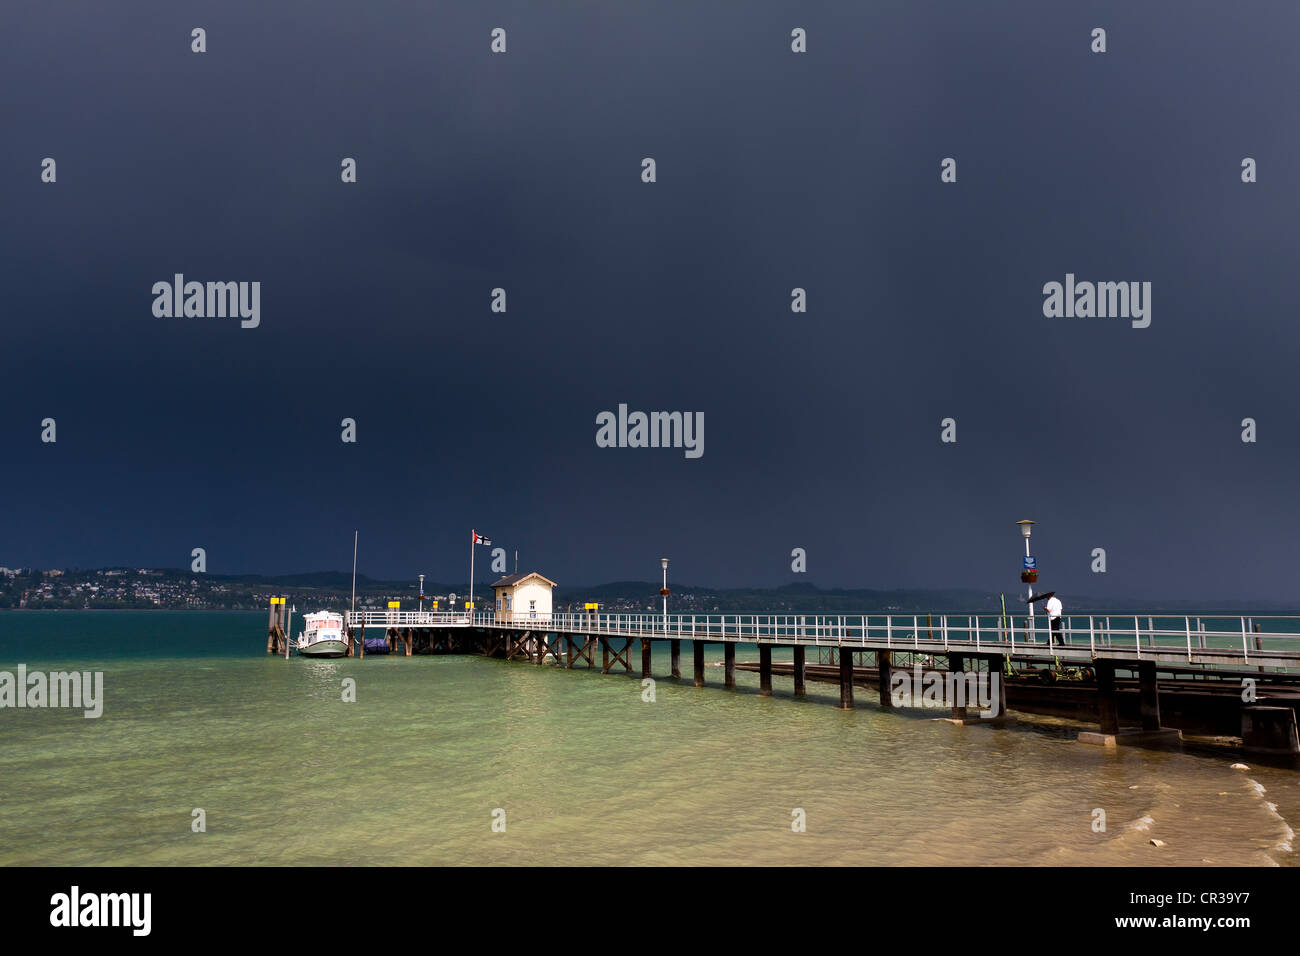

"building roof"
[490,571,558,589]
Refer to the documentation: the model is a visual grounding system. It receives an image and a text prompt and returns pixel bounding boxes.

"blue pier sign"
[1023,555,1036,570]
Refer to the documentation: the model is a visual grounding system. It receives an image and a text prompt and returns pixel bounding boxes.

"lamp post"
[1017,520,1036,641]
[660,558,670,635]
[418,573,425,614]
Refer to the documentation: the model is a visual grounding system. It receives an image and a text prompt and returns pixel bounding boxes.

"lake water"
[0,611,1294,865]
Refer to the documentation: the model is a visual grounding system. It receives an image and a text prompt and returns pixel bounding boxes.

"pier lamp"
[660,558,670,632]
[1016,519,1036,634]
[418,574,425,613]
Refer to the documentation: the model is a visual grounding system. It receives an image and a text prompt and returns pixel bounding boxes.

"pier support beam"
[670,640,681,679]
[1095,661,1120,735]
[839,648,854,710]
[600,638,632,674]
[759,644,773,696]
[641,638,652,678]
[793,645,806,697]
[992,656,1008,718]
[567,635,595,669]
[724,643,736,688]
[693,641,706,687]
[949,654,966,721]
[877,651,893,709]
[1138,660,1161,731]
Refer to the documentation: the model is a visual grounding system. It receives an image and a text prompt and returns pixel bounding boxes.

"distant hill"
[4,567,1296,612]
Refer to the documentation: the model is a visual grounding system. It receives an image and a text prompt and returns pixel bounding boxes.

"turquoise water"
[0,612,1295,866]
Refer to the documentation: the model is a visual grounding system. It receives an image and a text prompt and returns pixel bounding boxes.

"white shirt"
[1045,596,1063,619]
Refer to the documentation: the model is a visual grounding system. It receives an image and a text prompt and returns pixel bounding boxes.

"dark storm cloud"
[2,1,1298,602]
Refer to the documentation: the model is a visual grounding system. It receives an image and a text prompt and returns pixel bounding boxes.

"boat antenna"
[350,530,358,616]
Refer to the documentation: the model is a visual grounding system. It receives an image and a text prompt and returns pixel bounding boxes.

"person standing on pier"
[1045,594,1064,645]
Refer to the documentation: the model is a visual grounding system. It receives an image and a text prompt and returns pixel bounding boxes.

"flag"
[472,531,491,546]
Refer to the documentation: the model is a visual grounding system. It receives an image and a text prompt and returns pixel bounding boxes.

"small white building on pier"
[491,572,557,622]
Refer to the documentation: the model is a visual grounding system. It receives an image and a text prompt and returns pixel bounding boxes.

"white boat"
[297,611,348,658]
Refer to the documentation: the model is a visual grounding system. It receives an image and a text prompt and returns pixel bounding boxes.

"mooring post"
[1138,660,1161,731]
[1096,660,1120,735]
[793,645,806,697]
[670,639,681,679]
[877,650,892,708]
[724,642,736,688]
[759,644,773,696]
[693,641,706,687]
[641,638,652,678]
[949,653,966,720]
[993,656,1008,718]
[839,647,855,709]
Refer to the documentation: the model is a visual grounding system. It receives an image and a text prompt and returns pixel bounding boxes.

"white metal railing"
[345,610,473,627]
[340,610,1300,670]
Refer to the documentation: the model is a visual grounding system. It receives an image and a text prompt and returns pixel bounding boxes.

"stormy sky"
[3,1,1298,602]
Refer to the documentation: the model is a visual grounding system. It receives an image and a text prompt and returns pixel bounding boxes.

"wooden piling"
[601,637,611,674]
[724,642,736,689]
[793,645,806,697]
[641,638,652,678]
[759,644,773,696]
[1096,661,1120,735]
[693,641,705,687]
[1138,660,1161,731]
[992,656,1007,718]
[949,653,966,720]
[839,647,854,709]
[877,650,892,708]
[670,639,681,679]
[266,599,284,654]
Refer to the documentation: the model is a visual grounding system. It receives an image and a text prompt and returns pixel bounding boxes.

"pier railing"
[343,609,1300,671]
[346,610,473,627]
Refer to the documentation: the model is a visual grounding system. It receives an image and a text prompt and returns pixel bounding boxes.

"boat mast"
[350,530,358,617]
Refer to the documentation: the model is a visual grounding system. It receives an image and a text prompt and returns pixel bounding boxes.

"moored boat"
[297,611,348,657]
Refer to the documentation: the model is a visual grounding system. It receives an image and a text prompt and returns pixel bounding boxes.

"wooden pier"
[265,608,1300,755]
